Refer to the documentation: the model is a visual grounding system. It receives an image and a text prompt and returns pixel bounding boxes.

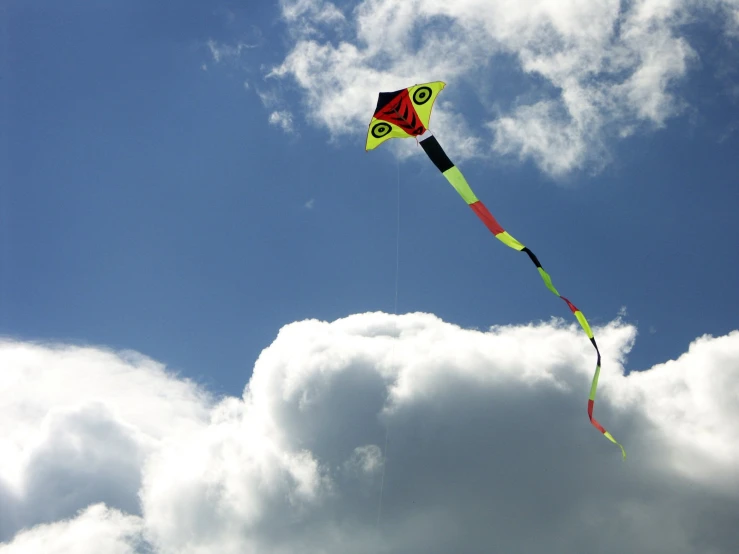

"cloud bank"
[1,313,739,553]
[266,0,739,176]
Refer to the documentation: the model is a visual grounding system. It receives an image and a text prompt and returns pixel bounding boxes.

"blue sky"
[3,0,738,400]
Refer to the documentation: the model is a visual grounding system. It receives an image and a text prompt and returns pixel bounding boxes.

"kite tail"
[418,131,626,459]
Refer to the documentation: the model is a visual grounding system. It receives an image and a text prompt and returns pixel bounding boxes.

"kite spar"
[366,82,625,459]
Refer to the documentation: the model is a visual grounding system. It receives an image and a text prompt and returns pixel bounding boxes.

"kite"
[366,81,626,459]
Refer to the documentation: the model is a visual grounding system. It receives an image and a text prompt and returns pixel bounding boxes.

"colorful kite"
[366,81,626,459]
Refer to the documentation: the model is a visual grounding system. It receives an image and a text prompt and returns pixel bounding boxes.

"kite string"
[394,156,400,315]
[377,157,400,531]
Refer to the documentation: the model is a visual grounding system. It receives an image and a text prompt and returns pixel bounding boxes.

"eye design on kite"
[412,86,432,105]
[371,122,392,138]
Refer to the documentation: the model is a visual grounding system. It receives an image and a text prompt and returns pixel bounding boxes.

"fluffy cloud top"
[267,0,739,175]
[1,313,739,553]
[0,341,210,542]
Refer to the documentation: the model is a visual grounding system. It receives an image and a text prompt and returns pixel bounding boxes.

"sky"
[1,0,739,552]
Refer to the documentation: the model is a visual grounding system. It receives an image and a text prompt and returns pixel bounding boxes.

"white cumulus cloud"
[0,340,210,542]
[1,313,739,553]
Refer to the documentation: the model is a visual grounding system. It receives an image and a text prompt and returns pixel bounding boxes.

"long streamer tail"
[418,131,626,459]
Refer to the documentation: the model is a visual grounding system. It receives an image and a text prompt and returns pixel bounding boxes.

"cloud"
[269,110,296,134]
[280,0,347,39]
[266,0,739,176]
[0,340,210,542]
[207,38,259,64]
[1,314,739,553]
[305,198,315,209]
[0,504,145,554]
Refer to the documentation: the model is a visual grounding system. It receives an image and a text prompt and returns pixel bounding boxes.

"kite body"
[366,82,625,459]
[366,82,446,150]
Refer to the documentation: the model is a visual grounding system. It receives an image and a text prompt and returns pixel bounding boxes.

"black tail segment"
[419,135,454,173]
[522,247,542,268]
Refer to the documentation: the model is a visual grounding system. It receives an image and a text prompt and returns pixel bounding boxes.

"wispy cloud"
[280,0,347,39]
[304,198,315,209]
[1,314,739,552]
[266,0,739,177]
[207,38,259,64]
[269,110,296,134]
